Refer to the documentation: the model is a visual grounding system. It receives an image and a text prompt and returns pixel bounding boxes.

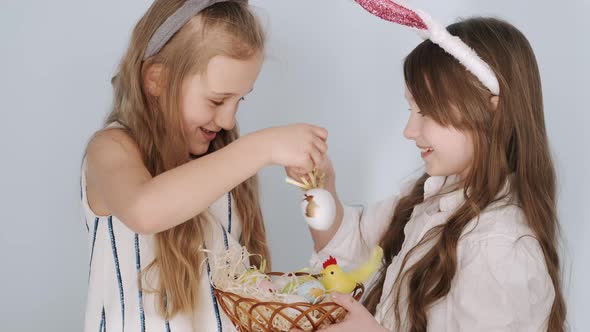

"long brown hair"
[105,0,270,319]
[363,17,565,331]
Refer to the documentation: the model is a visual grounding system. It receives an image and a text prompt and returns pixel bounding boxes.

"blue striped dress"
[81,161,241,332]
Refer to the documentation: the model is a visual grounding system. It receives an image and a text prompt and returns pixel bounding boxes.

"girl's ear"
[490,95,500,111]
[143,63,165,97]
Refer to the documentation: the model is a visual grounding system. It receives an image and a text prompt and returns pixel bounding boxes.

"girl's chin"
[189,142,210,157]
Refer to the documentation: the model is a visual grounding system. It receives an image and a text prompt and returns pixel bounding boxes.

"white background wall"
[2,0,588,330]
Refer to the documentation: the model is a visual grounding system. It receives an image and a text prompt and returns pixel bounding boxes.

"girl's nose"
[215,106,236,131]
[403,111,422,140]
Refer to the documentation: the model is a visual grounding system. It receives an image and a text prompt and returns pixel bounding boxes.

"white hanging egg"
[300,188,336,230]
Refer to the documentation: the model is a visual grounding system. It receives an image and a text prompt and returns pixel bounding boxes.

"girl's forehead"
[203,55,261,94]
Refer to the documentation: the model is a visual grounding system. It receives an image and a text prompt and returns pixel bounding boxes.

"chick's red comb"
[323,256,338,269]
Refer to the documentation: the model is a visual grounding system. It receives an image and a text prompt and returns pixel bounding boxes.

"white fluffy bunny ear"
[354,0,500,96]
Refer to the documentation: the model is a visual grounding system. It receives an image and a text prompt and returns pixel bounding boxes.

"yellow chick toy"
[320,246,384,294]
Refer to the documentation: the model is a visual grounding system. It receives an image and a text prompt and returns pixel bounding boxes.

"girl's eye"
[211,100,224,106]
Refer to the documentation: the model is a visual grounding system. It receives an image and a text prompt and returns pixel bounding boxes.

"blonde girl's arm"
[85,124,327,234]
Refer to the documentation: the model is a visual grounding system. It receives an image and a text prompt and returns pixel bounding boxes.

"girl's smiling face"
[403,88,474,180]
[179,53,263,156]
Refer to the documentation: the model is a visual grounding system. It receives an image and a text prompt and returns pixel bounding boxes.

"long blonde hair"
[105,0,270,319]
[363,17,566,331]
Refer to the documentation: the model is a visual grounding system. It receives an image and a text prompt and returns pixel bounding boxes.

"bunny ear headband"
[354,0,500,95]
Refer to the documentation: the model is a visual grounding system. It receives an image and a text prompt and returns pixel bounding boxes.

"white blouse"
[310,176,555,331]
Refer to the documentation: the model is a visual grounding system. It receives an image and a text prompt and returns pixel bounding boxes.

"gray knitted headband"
[144,0,248,59]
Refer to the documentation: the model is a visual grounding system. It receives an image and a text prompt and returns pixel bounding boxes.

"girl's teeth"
[421,148,433,153]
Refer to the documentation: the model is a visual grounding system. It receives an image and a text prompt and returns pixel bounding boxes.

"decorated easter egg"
[296,279,326,303]
[300,188,336,230]
[272,276,291,291]
[281,275,314,295]
[257,279,276,293]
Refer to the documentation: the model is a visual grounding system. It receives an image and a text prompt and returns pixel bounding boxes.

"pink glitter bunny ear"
[354,0,500,95]
[354,0,427,30]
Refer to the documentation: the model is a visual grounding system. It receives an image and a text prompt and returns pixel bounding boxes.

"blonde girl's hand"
[258,123,328,173]
[285,155,335,192]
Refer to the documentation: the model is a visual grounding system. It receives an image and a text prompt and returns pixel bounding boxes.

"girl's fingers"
[312,126,328,141]
[300,156,314,173]
[309,148,323,169]
[331,292,363,314]
[314,138,328,154]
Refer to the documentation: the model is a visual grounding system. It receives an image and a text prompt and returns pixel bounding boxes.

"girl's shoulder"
[86,124,140,166]
[458,204,549,272]
[461,202,533,245]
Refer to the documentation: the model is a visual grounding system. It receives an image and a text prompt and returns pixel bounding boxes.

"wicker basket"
[213,272,364,332]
